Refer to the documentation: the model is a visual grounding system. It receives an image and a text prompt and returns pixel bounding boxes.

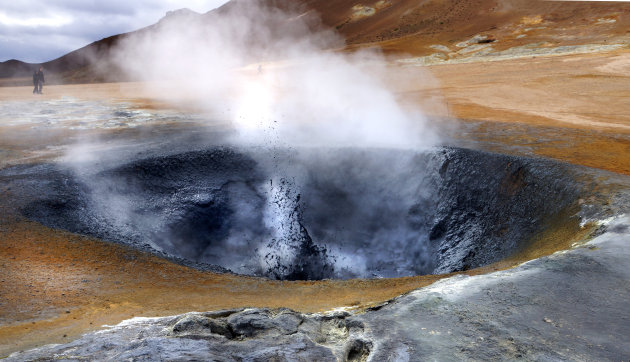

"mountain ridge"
[2,0,629,85]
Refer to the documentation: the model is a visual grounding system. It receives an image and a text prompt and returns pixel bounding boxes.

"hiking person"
[32,70,38,94]
[35,67,45,94]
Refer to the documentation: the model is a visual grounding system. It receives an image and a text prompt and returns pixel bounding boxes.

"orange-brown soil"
[307,0,630,55]
[0,220,448,355]
[1,47,627,355]
[426,50,630,176]
[0,201,591,356]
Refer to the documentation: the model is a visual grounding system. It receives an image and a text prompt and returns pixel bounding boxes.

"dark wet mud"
[4,145,601,280]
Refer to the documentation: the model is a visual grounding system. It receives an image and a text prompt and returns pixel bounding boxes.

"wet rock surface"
[8,215,630,361]
[5,145,593,279]
[430,147,581,273]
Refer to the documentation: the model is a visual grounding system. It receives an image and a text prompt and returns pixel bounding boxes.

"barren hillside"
[2,0,629,85]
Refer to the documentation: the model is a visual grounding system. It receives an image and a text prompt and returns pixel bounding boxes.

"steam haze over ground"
[112,2,439,149]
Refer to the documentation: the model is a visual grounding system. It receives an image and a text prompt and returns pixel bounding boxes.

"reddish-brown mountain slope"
[303,0,630,54]
[1,0,629,84]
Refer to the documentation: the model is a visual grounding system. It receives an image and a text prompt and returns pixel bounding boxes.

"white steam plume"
[58,1,446,279]
[112,1,440,150]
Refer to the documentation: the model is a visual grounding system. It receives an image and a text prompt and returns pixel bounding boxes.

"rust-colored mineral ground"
[1,49,628,355]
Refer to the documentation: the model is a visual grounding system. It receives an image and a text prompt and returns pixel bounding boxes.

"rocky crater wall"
[15,146,584,279]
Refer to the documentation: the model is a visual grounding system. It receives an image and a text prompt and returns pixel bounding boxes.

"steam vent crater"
[22,146,583,280]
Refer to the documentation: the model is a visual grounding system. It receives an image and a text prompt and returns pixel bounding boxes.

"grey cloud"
[0,0,228,62]
[1,34,83,63]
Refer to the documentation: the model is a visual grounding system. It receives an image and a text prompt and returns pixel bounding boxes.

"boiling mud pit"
[0,98,592,281]
[14,143,586,280]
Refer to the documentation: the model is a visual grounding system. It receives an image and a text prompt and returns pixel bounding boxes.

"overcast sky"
[0,0,230,63]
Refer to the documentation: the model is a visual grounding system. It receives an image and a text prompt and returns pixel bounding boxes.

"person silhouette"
[34,67,44,94]
[32,69,38,94]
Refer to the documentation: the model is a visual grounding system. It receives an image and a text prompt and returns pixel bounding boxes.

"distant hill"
[1,0,629,85]
[0,8,207,85]
[0,34,129,85]
[0,59,34,78]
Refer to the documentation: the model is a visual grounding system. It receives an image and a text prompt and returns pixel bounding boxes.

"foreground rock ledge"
[8,217,630,361]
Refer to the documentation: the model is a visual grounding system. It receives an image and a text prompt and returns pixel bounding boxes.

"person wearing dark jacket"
[35,67,44,94]
[32,70,38,94]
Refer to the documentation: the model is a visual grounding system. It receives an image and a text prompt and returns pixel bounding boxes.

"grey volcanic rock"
[430,147,581,273]
[8,308,360,361]
[9,216,630,361]
[357,217,630,361]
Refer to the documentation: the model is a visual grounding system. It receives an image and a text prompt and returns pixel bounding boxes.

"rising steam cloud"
[112,1,439,149]
[61,1,445,279]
